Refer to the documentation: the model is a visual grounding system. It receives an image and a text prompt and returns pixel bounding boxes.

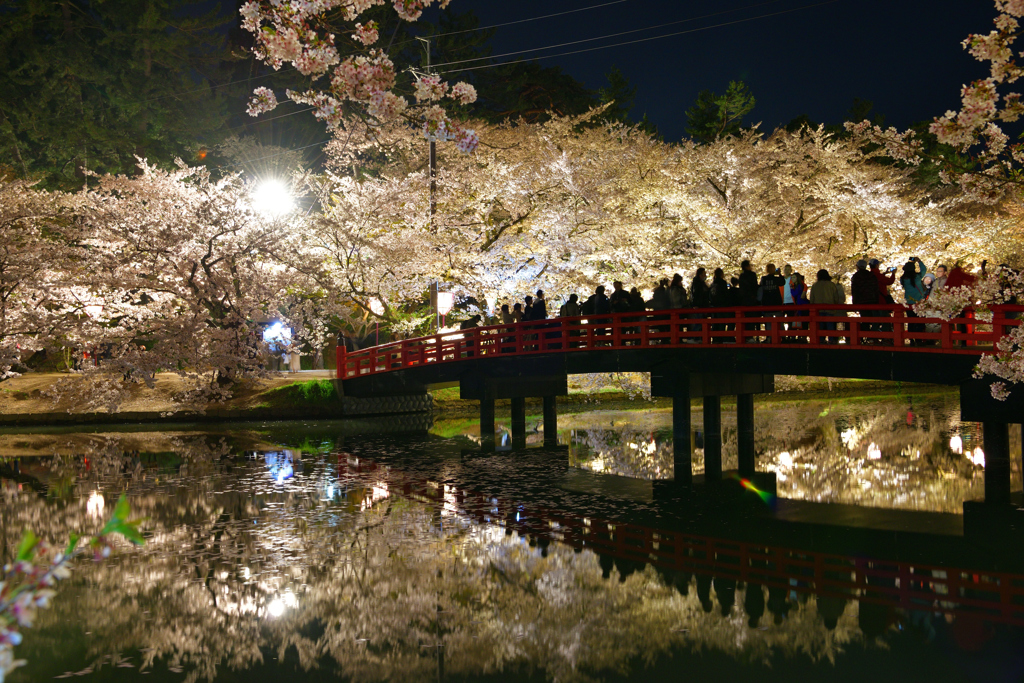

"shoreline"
[0,373,956,428]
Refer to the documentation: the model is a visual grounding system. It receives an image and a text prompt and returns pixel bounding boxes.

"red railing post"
[336,343,345,379]
[894,305,905,348]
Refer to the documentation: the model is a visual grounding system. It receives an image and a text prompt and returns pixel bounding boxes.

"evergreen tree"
[684,80,755,143]
[0,0,240,188]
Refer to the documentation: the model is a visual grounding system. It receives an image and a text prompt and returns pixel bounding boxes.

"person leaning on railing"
[900,257,928,347]
[809,269,844,344]
[709,268,732,342]
[850,259,880,343]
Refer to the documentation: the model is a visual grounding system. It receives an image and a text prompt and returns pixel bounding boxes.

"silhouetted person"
[709,268,730,307]
[559,293,580,317]
[648,279,670,310]
[668,273,689,309]
[629,287,645,312]
[738,259,759,306]
[609,280,631,313]
[691,268,711,308]
[582,286,610,315]
[459,314,481,330]
[850,258,880,339]
[530,289,547,320]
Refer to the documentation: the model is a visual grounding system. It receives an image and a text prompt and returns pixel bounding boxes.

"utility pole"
[416,37,437,227]
[417,37,440,333]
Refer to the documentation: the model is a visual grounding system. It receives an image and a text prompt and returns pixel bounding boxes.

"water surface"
[2,394,1022,683]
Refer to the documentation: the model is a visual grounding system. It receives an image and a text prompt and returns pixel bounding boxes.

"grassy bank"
[0,371,956,426]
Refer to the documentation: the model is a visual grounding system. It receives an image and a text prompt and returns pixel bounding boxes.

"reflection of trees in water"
[5,448,878,682]
[560,397,1016,513]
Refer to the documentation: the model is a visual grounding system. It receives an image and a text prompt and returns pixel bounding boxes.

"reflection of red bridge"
[336,455,1024,627]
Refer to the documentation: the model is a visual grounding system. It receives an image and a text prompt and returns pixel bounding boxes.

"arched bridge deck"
[337,304,1007,393]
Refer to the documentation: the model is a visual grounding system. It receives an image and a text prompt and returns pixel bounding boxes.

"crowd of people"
[457,258,1002,345]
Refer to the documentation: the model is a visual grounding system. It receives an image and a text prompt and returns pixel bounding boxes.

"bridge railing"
[337,304,1024,380]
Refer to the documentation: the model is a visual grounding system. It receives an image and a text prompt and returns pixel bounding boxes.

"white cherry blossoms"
[414,75,479,153]
[241,0,478,152]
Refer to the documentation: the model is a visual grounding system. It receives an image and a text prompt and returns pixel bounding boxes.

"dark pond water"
[3,392,1024,683]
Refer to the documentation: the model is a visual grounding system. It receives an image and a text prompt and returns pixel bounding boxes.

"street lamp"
[252,179,295,217]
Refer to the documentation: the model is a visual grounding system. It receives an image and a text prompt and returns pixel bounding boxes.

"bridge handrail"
[337,303,1024,380]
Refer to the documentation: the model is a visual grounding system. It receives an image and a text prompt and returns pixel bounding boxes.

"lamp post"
[368,298,384,346]
[437,292,454,330]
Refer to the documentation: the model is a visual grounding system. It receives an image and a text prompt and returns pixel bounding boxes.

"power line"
[218,138,334,169]
[438,0,840,75]
[393,0,631,47]
[432,0,795,70]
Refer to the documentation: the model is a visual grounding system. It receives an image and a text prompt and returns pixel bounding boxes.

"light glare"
[252,179,294,217]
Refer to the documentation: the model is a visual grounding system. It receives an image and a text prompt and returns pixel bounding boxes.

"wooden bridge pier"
[543,396,558,447]
[652,366,773,486]
[461,371,568,452]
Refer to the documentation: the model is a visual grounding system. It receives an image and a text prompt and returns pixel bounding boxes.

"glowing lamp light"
[263,321,291,345]
[436,292,455,316]
[949,435,963,455]
[368,298,385,316]
[267,598,285,618]
[777,451,793,468]
[867,442,882,460]
[251,179,295,217]
[484,293,497,314]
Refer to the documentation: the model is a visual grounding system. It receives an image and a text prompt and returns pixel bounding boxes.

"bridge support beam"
[984,422,1011,506]
[479,397,496,451]
[673,392,692,486]
[543,396,558,447]
[703,396,723,482]
[737,394,756,478]
[511,397,527,449]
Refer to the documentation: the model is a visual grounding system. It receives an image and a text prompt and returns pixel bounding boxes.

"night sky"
[442,0,996,140]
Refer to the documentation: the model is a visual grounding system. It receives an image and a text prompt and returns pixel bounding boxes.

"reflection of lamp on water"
[866,442,882,460]
[86,491,105,519]
[368,298,384,346]
[950,434,964,455]
[266,590,298,618]
[971,447,986,467]
[264,449,298,483]
[437,292,454,329]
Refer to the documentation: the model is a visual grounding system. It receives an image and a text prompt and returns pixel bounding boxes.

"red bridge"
[333,304,1024,514]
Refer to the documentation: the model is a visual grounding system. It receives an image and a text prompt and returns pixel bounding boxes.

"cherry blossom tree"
[849,0,1024,203]
[51,162,295,410]
[240,0,480,153]
[0,178,97,378]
